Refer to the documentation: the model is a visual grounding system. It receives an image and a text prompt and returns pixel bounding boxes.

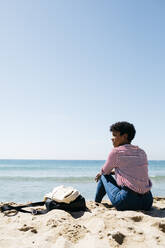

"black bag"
[0,195,86,215]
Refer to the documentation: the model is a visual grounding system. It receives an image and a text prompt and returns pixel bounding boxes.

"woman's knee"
[101,174,115,183]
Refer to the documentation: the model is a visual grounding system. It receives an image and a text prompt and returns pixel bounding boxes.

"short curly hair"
[110,121,136,142]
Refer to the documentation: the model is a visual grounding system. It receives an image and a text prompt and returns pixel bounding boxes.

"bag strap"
[0,201,46,215]
[0,196,86,216]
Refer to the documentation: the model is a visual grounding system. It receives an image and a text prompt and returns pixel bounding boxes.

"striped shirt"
[101,144,152,194]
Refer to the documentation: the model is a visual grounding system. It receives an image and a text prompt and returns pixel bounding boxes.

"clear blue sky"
[0,0,164,160]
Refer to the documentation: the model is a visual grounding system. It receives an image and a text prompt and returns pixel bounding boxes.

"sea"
[0,160,165,203]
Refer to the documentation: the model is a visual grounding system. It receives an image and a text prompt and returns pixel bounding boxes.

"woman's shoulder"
[111,144,147,155]
[116,144,147,155]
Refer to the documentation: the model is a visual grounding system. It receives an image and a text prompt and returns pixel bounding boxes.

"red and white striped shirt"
[101,144,152,194]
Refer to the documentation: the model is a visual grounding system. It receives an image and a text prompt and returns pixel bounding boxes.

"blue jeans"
[95,174,153,211]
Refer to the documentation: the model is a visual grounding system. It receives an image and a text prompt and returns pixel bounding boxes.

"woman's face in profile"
[111,131,128,147]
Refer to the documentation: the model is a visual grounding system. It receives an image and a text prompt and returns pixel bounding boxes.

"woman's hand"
[95,173,101,182]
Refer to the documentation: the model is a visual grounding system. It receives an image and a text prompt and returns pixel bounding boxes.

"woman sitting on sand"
[95,121,153,211]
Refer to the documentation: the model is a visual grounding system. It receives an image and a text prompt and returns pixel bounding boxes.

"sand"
[0,197,165,248]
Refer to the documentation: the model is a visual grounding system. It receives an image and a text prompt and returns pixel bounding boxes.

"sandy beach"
[0,197,165,248]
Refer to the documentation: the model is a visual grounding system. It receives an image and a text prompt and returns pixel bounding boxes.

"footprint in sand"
[98,230,104,239]
[127,226,137,234]
[47,217,69,228]
[159,222,165,233]
[58,223,89,243]
[152,221,165,233]
[107,231,125,245]
[130,216,143,222]
[18,224,37,233]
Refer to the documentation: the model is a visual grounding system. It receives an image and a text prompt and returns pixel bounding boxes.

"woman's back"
[114,144,152,193]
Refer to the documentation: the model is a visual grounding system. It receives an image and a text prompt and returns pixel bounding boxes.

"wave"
[0,176,95,183]
[0,175,165,183]
[150,176,165,182]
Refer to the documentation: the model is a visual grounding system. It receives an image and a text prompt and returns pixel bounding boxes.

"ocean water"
[0,160,165,203]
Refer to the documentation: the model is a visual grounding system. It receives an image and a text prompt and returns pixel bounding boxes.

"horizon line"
[0,158,164,161]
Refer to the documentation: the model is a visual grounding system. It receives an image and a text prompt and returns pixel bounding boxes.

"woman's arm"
[101,149,118,175]
[95,169,115,182]
[95,149,117,182]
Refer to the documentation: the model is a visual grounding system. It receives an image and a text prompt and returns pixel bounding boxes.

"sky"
[0,0,164,160]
